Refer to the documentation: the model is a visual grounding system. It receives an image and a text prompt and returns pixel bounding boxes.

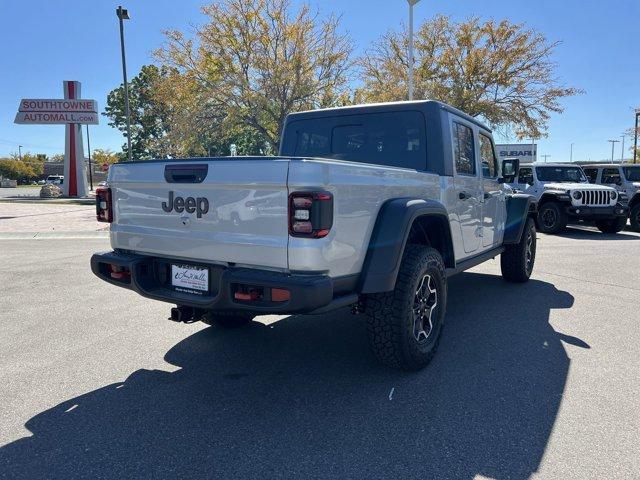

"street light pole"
[634,112,639,164]
[116,6,132,162]
[86,125,93,190]
[570,142,574,162]
[407,0,421,101]
[620,135,625,163]
[607,139,619,164]
[542,154,551,163]
[18,145,23,161]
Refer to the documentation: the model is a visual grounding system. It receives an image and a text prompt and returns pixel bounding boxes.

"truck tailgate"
[108,159,290,270]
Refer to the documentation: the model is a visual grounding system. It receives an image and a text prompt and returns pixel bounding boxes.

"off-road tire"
[364,245,447,371]
[595,217,627,234]
[201,311,254,328]
[501,217,536,283]
[629,204,640,232]
[537,201,567,234]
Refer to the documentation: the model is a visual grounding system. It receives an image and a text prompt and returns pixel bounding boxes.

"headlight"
[572,191,582,200]
[609,191,617,200]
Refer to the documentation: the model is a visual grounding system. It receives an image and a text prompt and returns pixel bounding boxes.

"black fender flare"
[359,198,454,294]
[503,193,536,244]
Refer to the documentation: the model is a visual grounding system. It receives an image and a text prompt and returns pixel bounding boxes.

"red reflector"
[315,193,332,201]
[108,264,130,280]
[315,229,330,238]
[234,290,262,301]
[293,196,313,208]
[271,288,291,302]
[292,221,313,233]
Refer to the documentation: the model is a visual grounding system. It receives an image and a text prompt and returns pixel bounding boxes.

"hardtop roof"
[285,100,491,132]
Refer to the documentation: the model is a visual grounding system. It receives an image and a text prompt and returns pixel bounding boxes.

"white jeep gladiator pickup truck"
[92,100,537,370]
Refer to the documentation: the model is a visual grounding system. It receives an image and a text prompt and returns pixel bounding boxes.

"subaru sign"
[496,144,537,164]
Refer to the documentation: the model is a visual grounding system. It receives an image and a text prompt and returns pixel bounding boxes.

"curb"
[0,198,95,205]
[0,231,108,240]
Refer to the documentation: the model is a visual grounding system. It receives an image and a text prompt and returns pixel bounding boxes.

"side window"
[602,168,622,185]
[478,134,497,178]
[518,167,534,185]
[583,168,598,183]
[453,122,476,175]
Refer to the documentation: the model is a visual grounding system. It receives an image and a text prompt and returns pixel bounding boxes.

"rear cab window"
[282,111,427,170]
[453,122,476,176]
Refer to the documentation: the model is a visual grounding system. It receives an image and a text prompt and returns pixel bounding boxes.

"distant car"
[98,181,108,187]
[45,175,64,186]
[37,179,46,185]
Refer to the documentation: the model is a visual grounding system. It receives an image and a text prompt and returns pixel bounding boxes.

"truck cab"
[582,164,640,231]
[512,163,628,234]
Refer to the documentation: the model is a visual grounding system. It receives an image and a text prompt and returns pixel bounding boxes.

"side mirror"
[499,158,520,184]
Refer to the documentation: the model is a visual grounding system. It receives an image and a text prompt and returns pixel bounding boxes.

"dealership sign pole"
[14,81,98,197]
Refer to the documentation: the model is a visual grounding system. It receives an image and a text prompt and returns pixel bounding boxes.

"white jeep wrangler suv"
[512,163,629,234]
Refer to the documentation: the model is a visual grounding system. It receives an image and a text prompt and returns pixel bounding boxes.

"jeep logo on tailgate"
[162,191,209,218]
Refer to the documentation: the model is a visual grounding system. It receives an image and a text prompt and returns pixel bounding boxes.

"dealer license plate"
[171,264,209,294]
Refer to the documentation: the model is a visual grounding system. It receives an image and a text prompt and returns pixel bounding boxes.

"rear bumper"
[566,204,628,219]
[91,250,351,314]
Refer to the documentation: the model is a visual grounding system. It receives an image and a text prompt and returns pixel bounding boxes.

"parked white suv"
[582,164,639,231]
[91,100,538,371]
[512,163,628,234]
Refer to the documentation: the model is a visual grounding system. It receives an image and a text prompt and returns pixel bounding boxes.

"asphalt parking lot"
[1,227,639,479]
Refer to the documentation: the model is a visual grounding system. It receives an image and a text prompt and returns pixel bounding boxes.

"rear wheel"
[501,217,536,282]
[201,311,254,328]
[596,217,627,234]
[629,204,640,232]
[364,245,447,371]
[537,202,567,234]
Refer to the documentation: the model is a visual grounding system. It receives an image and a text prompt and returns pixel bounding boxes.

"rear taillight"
[288,191,333,238]
[96,187,113,223]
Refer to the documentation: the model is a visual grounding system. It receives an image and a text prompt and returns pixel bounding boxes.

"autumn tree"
[0,153,43,182]
[154,0,354,151]
[360,15,581,139]
[104,64,173,159]
[91,149,120,166]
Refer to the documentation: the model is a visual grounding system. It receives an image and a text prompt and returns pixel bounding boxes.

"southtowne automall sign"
[14,81,97,197]
[15,99,98,125]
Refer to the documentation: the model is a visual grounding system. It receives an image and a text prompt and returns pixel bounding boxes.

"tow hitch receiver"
[169,306,205,324]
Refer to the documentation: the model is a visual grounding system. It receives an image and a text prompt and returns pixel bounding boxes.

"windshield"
[622,166,640,182]
[535,166,587,183]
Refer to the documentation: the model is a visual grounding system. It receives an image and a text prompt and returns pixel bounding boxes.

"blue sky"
[1,0,638,162]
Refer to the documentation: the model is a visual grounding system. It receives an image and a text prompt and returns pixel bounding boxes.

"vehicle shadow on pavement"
[0,273,578,480]
[555,226,640,240]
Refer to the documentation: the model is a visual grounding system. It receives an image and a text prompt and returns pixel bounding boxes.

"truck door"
[451,120,482,254]
[478,132,505,248]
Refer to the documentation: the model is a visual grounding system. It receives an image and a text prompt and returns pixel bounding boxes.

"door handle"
[459,191,470,200]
